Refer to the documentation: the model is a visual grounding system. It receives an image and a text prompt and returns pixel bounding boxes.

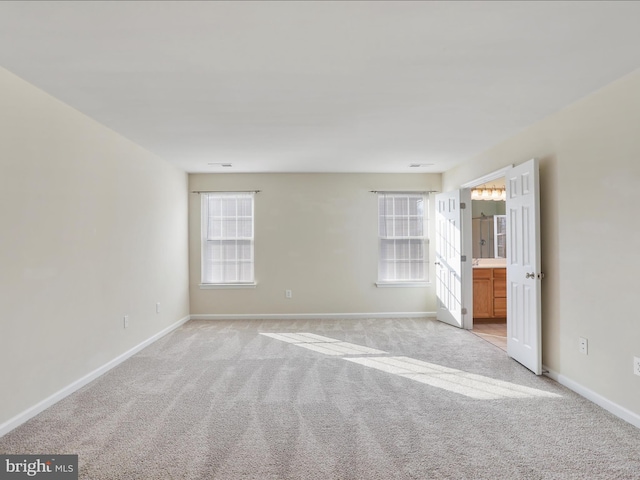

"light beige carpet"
[1,317,639,479]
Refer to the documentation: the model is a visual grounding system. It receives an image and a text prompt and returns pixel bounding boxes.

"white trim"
[375,282,429,288]
[460,165,514,189]
[543,365,640,429]
[191,312,436,321]
[0,315,191,438]
[199,283,257,289]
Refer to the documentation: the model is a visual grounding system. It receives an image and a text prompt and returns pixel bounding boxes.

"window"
[377,192,428,284]
[201,192,255,285]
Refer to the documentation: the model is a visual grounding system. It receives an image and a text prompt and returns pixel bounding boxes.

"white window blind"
[378,192,428,282]
[201,192,254,284]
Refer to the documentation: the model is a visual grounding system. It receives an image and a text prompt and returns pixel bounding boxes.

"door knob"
[434,262,441,266]
[526,272,535,279]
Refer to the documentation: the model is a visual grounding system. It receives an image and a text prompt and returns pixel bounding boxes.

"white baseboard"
[0,315,191,438]
[190,312,436,321]
[543,365,640,429]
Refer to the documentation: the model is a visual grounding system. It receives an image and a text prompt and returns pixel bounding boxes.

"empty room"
[1,2,639,479]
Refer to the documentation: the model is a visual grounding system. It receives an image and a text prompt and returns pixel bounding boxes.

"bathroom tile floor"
[472,319,507,351]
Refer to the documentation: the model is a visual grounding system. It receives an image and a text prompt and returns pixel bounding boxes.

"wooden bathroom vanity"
[473,267,506,319]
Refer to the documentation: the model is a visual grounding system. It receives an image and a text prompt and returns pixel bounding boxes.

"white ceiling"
[1,1,639,174]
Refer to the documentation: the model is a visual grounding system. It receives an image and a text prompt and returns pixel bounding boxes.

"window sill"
[376,281,430,288]
[199,283,257,290]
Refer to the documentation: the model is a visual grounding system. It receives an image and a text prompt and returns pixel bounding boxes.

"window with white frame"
[201,192,255,285]
[378,192,428,283]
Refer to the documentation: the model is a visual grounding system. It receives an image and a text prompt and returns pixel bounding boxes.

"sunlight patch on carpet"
[260,332,561,400]
[346,356,561,400]
[260,332,341,344]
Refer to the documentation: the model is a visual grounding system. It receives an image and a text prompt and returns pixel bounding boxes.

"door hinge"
[460,202,466,209]
[461,255,467,262]
[461,308,468,315]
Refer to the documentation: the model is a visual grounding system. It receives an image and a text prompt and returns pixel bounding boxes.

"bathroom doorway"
[469,178,507,351]
[448,159,542,373]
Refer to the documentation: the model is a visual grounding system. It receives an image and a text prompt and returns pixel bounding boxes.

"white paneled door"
[435,190,472,328]
[506,158,542,374]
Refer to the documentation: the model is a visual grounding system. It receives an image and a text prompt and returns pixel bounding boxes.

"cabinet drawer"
[493,279,506,298]
[493,298,507,317]
[493,268,506,279]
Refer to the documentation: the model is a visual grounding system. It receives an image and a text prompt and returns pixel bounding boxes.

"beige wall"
[189,173,441,316]
[0,68,190,428]
[3,56,637,431]
[443,70,640,419]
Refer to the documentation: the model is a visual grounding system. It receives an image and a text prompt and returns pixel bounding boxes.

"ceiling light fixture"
[471,185,506,202]
[208,163,233,167]
[409,163,434,168]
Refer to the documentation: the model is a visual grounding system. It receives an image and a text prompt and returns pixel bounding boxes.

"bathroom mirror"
[472,200,506,258]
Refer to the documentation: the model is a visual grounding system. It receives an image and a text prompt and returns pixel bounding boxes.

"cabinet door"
[473,269,493,318]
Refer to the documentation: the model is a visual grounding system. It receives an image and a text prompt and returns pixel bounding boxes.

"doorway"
[469,178,507,351]
[437,160,542,374]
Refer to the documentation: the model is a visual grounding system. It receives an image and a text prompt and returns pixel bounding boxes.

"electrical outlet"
[578,337,588,355]
[156,302,161,314]
[285,289,292,299]
[123,315,129,329]
[634,357,640,376]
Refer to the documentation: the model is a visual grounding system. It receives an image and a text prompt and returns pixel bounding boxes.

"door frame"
[460,165,513,330]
